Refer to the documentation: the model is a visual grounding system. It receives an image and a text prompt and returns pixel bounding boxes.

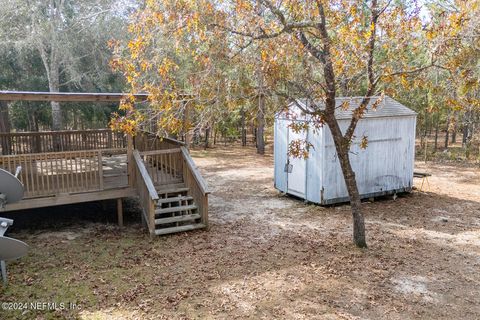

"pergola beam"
[0,91,149,102]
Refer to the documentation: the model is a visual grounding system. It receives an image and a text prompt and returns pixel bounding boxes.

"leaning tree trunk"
[337,148,366,247]
[326,118,367,248]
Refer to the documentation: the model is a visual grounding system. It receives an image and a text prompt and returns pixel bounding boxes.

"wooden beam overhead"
[0,91,149,102]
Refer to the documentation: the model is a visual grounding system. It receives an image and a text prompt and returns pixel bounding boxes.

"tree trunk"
[47,62,63,152]
[73,110,77,130]
[424,134,428,163]
[204,125,210,150]
[326,118,367,248]
[462,108,473,147]
[49,98,61,129]
[462,114,469,146]
[48,64,63,131]
[183,102,190,148]
[193,128,199,146]
[337,147,366,247]
[255,32,266,154]
[423,107,428,141]
[451,111,458,143]
[32,109,41,153]
[256,93,265,154]
[241,107,247,147]
[434,114,439,151]
[444,113,450,149]
[0,100,11,155]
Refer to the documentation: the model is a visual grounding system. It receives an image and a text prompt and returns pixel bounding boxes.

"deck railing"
[133,149,158,234]
[0,129,126,155]
[0,148,126,198]
[181,146,210,226]
[0,127,208,230]
[134,131,184,152]
[139,148,183,186]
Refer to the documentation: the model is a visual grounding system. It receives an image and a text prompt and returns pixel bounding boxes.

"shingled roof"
[286,96,417,120]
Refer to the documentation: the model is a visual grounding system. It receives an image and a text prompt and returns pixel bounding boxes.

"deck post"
[117,198,124,227]
[98,150,104,190]
[127,134,134,187]
[202,195,209,228]
[148,200,155,236]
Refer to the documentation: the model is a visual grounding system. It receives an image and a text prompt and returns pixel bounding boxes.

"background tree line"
[0,0,136,132]
[0,0,478,161]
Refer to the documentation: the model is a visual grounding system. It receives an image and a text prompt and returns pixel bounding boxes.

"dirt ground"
[1,145,479,319]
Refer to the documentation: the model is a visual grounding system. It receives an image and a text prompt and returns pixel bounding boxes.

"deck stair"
[132,146,209,237]
[153,184,205,235]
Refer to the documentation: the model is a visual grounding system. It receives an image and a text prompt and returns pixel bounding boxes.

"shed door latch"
[284,161,293,173]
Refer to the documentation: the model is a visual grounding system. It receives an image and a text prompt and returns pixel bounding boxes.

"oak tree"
[114,0,473,247]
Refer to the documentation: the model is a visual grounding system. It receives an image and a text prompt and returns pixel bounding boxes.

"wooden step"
[152,177,183,184]
[157,195,193,204]
[154,223,206,236]
[155,204,197,215]
[156,182,185,190]
[156,188,189,195]
[155,213,201,225]
[156,183,189,195]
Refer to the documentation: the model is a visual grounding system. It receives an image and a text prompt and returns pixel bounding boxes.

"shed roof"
[286,96,417,120]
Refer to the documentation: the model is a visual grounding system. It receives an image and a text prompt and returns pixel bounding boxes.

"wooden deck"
[0,130,209,236]
[0,91,209,236]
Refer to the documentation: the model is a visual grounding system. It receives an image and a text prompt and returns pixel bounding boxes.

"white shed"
[274,96,417,205]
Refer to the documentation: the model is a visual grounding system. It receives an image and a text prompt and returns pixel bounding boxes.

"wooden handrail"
[133,150,159,201]
[132,149,159,235]
[139,148,181,156]
[0,147,126,159]
[162,136,185,146]
[138,130,185,146]
[133,131,184,153]
[180,146,210,195]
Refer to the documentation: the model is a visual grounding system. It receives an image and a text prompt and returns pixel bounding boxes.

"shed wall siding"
[306,125,323,203]
[273,118,288,192]
[321,116,416,202]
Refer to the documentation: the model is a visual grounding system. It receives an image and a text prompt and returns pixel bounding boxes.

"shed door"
[287,127,307,198]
